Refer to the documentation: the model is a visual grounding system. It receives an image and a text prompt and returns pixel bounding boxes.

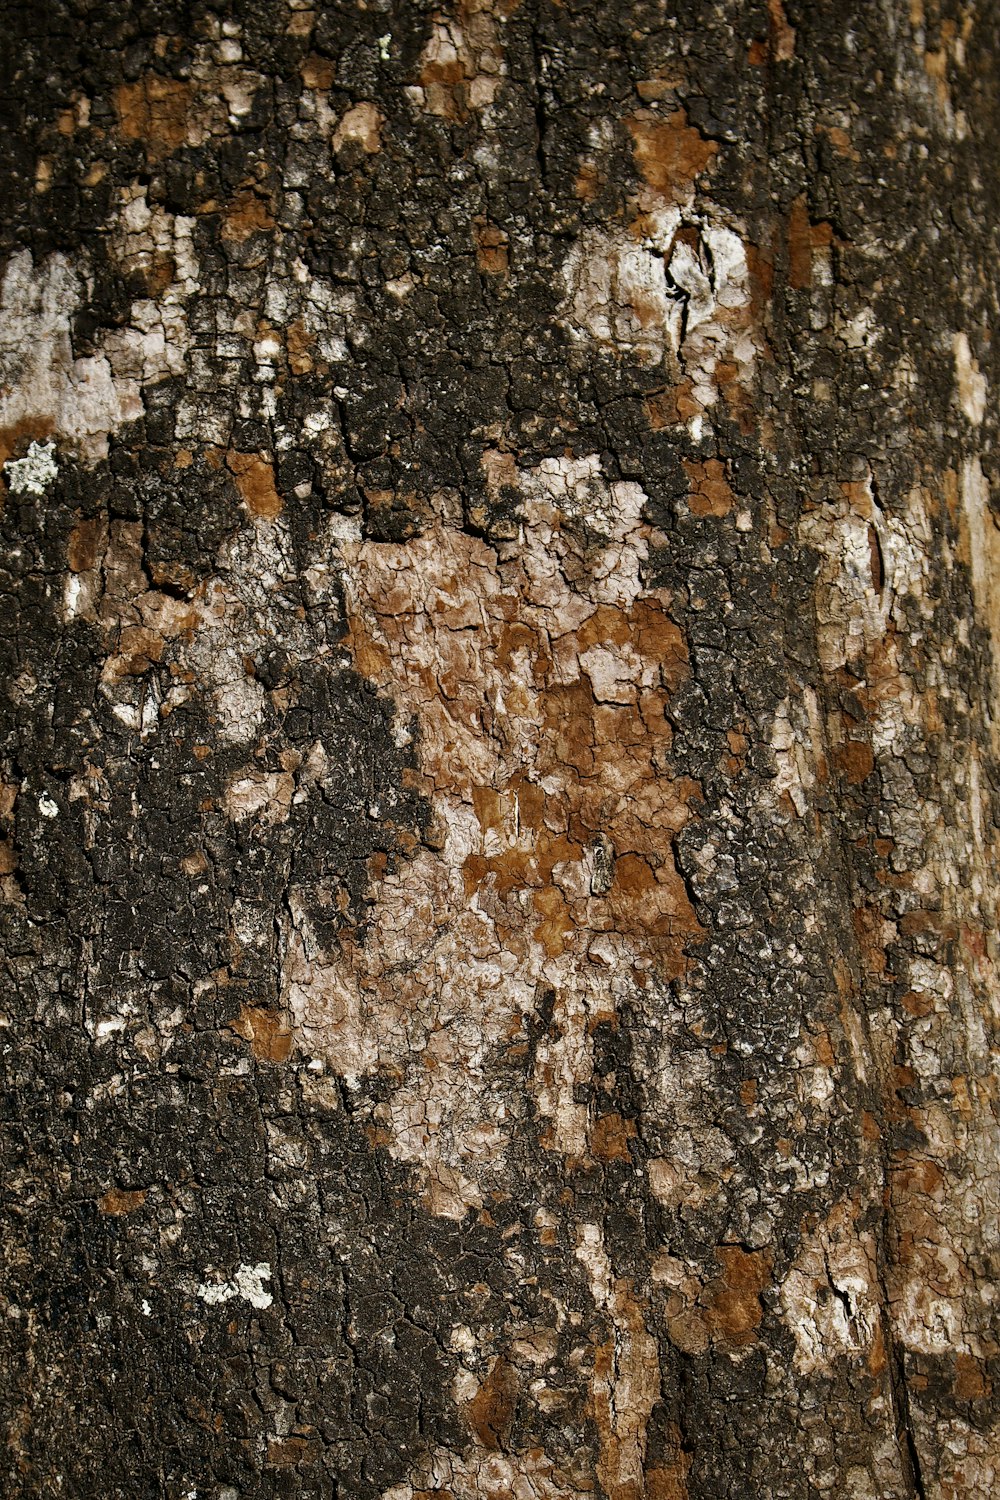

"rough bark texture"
[2,1,999,1496]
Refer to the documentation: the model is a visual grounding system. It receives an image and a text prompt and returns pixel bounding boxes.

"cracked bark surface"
[1,1,999,1496]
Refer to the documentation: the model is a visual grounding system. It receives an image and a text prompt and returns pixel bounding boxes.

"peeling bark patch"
[219,190,276,245]
[559,214,755,427]
[474,217,509,274]
[766,0,796,60]
[72,507,346,745]
[683,458,735,518]
[463,1356,518,1449]
[575,1221,660,1499]
[224,770,293,824]
[953,331,987,424]
[5,1,1000,1492]
[701,1246,770,1348]
[412,1,510,121]
[779,1198,881,1375]
[289,457,700,1211]
[383,1446,584,1500]
[786,195,833,292]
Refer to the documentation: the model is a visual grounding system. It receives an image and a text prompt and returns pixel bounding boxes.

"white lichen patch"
[4,440,58,495]
[197,1262,273,1310]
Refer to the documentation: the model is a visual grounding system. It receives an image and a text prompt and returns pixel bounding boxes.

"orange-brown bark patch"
[226,451,283,518]
[767,0,796,59]
[787,198,834,291]
[416,3,510,125]
[953,1353,991,1403]
[787,195,813,290]
[646,1443,691,1500]
[267,1437,321,1466]
[220,190,275,244]
[114,625,166,676]
[333,102,384,154]
[114,76,193,158]
[899,909,955,941]
[627,110,717,201]
[286,320,316,376]
[852,903,889,978]
[464,1357,518,1450]
[474,218,509,274]
[231,1004,293,1063]
[745,241,775,323]
[644,382,701,430]
[532,885,574,957]
[574,161,603,201]
[590,1113,636,1162]
[98,1188,147,1216]
[701,1246,771,1347]
[833,738,875,784]
[892,1156,944,1197]
[68,516,106,573]
[300,53,335,91]
[683,458,736,518]
[819,123,858,159]
[715,361,757,435]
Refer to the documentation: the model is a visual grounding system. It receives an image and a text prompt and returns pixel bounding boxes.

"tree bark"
[2,1,999,1496]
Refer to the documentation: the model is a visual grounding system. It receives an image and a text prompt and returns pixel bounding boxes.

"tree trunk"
[2,1,998,1496]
